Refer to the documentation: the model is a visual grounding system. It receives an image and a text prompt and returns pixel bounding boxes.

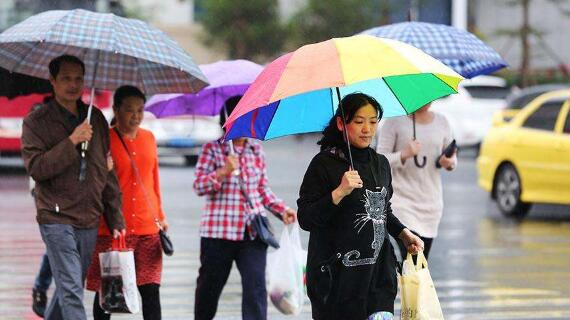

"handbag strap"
[113,127,163,231]
[220,141,282,220]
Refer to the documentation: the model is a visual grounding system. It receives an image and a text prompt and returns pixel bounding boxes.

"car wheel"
[494,164,531,218]
[185,155,198,167]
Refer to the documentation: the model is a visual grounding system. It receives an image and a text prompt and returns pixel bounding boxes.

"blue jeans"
[40,224,98,320]
[34,253,52,292]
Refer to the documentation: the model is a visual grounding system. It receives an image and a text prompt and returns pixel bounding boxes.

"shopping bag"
[98,235,140,314]
[267,222,307,315]
[399,251,444,320]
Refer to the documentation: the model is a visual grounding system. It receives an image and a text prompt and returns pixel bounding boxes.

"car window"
[522,101,565,131]
[507,92,543,109]
[463,86,510,100]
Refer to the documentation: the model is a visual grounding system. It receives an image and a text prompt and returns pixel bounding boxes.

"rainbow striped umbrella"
[224,35,463,141]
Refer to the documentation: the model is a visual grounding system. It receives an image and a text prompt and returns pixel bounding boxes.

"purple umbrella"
[145,59,263,118]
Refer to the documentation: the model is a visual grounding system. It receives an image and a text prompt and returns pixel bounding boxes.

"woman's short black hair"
[48,55,85,78]
[219,95,243,128]
[317,92,383,150]
[113,85,146,110]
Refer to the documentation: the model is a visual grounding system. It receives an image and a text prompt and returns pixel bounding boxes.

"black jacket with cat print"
[297,146,406,320]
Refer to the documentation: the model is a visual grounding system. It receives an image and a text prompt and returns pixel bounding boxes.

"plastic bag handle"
[405,253,413,269]
[287,222,302,248]
[405,251,428,272]
[111,234,127,251]
[415,251,428,271]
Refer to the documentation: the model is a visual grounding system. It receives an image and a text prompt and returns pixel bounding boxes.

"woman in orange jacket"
[86,85,168,320]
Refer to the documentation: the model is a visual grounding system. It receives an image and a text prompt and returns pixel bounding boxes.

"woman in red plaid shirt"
[193,96,297,320]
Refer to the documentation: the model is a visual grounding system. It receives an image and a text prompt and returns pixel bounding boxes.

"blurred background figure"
[376,102,457,261]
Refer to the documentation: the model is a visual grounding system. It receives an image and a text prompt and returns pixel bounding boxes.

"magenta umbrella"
[145,59,263,118]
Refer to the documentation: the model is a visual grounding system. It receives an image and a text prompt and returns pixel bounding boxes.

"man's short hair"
[48,55,85,78]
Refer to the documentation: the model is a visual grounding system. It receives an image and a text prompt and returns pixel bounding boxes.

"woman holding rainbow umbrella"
[223,35,463,319]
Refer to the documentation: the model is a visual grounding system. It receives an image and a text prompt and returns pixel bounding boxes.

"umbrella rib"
[152,27,197,93]
[132,55,147,94]
[40,9,72,52]
[149,27,183,87]
[329,87,335,116]
[432,73,457,93]
[10,41,53,76]
[10,11,97,79]
[154,29,178,70]
[8,43,31,74]
[111,14,143,93]
[381,77,409,115]
[110,12,119,56]
[261,100,281,139]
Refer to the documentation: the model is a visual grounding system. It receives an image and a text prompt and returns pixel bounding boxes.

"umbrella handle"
[414,155,427,168]
[224,107,240,176]
[80,87,96,156]
[335,87,354,169]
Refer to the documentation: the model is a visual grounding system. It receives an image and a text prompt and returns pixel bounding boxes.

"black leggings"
[93,283,161,320]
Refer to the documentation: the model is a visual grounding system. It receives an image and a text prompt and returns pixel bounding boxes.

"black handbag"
[236,169,280,249]
[159,229,174,256]
[114,128,173,256]
[250,213,280,249]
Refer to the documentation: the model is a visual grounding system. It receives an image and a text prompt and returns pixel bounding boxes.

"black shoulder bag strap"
[113,128,163,231]
[218,141,281,248]
[219,141,282,220]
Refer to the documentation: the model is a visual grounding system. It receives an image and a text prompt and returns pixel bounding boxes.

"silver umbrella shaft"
[79,86,96,181]
[223,105,239,176]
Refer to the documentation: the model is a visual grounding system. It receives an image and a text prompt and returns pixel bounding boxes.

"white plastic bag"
[267,222,307,315]
[99,236,140,314]
[400,252,444,320]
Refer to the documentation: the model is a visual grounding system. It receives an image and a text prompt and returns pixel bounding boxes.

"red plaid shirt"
[193,140,287,241]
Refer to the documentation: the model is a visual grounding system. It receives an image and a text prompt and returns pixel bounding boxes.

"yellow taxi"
[477,89,570,217]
